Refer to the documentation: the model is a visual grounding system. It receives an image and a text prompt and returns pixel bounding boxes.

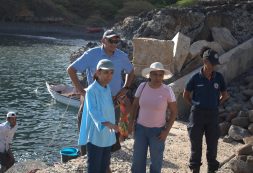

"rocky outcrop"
[114,1,253,44]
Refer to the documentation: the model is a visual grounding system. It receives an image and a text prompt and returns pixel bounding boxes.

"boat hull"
[46,82,80,108]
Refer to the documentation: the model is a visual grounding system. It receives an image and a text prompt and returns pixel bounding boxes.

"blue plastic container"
[60,147,79,163]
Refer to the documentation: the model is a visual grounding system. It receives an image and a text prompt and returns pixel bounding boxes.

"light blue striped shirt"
[78,80,116,147]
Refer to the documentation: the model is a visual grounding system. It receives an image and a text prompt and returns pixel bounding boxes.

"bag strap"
[138,82,147,99]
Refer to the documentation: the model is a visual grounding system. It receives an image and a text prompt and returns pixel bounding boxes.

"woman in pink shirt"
[129,62,178,173]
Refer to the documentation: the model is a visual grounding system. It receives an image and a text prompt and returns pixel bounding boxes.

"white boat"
[46,82,80,108]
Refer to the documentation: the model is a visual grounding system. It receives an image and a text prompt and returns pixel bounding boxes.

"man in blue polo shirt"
[67,30,134,171]
[183,48,229,173]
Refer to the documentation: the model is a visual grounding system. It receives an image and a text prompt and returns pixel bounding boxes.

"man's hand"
[102,122,119,132]
[78,89,86,97]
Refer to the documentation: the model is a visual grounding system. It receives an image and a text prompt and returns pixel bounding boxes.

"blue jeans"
[131,124,165,173]
[87,143,111,173]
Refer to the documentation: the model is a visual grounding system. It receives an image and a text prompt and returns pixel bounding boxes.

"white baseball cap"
[7,112,17,118]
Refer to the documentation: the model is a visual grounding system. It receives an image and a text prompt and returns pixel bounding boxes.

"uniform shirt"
[0,121,17,153]
[78,80,116,147]
[70,46,133,96]
[135,82,176,128]
[185,68,226,110]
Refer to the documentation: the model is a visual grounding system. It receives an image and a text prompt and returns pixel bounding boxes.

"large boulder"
[189,40,224,59]
[228,125,251,141]
[211,27,238,51]
[132,37,174,76]
[172,32,190,73]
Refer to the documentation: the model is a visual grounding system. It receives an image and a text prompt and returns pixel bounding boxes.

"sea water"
[0,33,96,164]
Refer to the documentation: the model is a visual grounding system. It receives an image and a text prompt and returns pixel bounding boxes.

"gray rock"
[237,155,248,161]
[228,125,251,141]
[223,135,235,143]
[247,82,253,89]
[237,144,253,156]
[248,123,253,134]
[231,103,243,112]
[226,112,237,122]
[244,75,253,84]
[231,117,250,128]
[238,110,249,118]
[219,122,231,136]
[243,136,253,145]
[249,110,253,123]
[243,89,253,97]
[211,27,238,51]
[230,159,253,173]
[251,96,253,105]
[246,156,253,170]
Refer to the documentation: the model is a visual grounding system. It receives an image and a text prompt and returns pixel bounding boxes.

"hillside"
[0,0,169,27]
[0,0,245,27]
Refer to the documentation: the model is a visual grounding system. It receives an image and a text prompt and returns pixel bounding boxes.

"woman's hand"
[158,129,169,141]
[128,120,135,136]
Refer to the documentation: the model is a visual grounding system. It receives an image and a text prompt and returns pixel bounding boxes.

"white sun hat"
[142,62,173,79]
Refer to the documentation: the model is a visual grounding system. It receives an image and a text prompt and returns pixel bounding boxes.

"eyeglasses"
[107,38,120,44]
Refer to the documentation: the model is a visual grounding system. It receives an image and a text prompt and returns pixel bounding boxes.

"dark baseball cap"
[202,49,220,65]
[103,29,120,38]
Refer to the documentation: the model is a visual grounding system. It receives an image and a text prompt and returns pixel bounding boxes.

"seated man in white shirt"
[0,112,17,173]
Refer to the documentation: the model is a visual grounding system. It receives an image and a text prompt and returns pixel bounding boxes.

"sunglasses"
[107,38,120,44]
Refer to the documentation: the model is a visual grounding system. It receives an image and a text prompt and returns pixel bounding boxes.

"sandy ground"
[109,120,242,173]
[35,120,243,173]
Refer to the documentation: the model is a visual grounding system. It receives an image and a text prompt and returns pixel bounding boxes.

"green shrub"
[175,0,197,7]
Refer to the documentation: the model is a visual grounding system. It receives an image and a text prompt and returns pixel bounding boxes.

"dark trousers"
[87,143,111,173]
[0,150,15,171]
[78,96,121,155]
[187,108,220,171]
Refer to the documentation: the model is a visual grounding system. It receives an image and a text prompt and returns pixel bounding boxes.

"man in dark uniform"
[183,48,229,173]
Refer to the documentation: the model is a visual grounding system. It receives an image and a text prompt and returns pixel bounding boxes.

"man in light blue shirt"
[68,30,134,97]
[67,30,134,158]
